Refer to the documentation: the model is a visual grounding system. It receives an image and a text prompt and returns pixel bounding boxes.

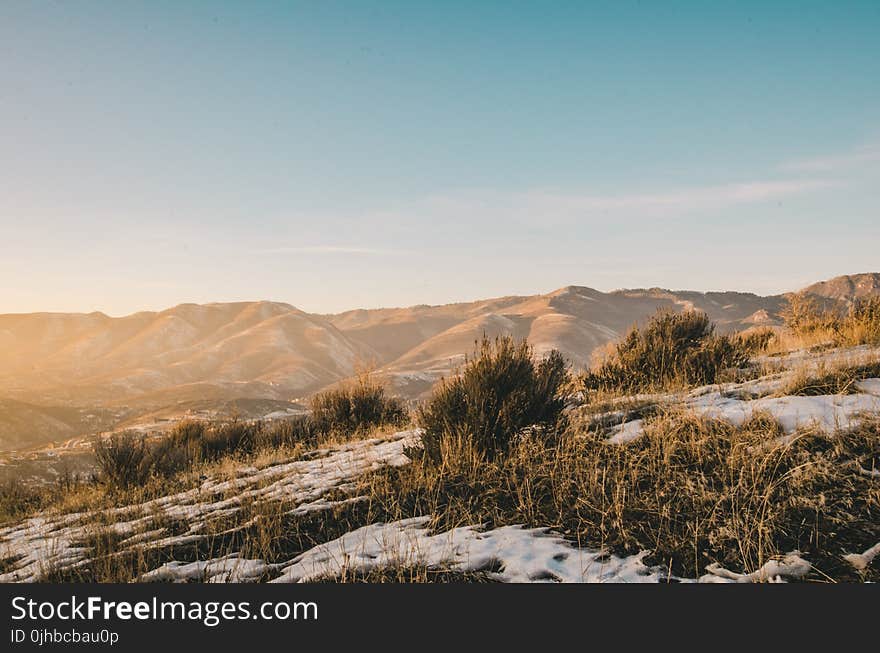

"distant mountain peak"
[798,272,880,303]
[1,273,877,413]
[547,285,602,298]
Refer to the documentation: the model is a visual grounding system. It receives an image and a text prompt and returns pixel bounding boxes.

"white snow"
[690,392,880,433]
[262,409,306,420]
[269,517,665,583]
[134,517,805,584]
[3,344,879,585]
[755,344,877,371]
[843,542,880,572]
[699,553,811,583]
[140,554,277,583]
[0,430,420,582]
[856,378,880,396]
[606,419,645,444]
[605,386,880,444]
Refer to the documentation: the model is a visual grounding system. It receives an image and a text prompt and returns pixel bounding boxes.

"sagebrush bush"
[148,420,207,476]
[839,296,880,346]
[255,415,319,449]
[310,374,408,435]
[734,327,775,354]
[93,417,323,488]
[93,432,151,489]
[148,420,258,475]
[579,310,751,395]
[779,294,880,348]
[417,335,569,459]
[0,481,44,524]
[203,421,257,459]
[781,293,840,336]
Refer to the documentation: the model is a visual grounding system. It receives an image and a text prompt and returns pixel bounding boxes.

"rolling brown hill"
[798,272,880,306]
[0,301,376,407]
[330,284,789,396]
[0,272,877,450]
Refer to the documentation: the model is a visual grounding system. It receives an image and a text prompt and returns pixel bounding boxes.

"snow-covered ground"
[606,391,880,444]
[268,518,814,584]
[139,516,812,584]
[2,344,878,584]
[597,346,880,444]
[0,431,418,582]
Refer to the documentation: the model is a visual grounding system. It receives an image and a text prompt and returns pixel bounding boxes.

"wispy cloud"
[779,142,880,173]
[381,177,838,229]
[258,245,393,255]
[253,150,849,250]
[515,178,836,215]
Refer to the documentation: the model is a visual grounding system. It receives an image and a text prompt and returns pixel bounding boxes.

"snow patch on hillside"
[606,386,880,444]
[270,518,663,584]
[0,431,420,582]
[150,516,805,585]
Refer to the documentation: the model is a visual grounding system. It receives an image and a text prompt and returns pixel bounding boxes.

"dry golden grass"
[781,357,880,396]
[309,564,500,583]
[26,409,880,583]
[576,310,755,396]
[762,328,840,357]
[9,319,880,583]
[356,411,880,581]
[310,370,409,436]
[0,436,313,528]
[770,294,880,356]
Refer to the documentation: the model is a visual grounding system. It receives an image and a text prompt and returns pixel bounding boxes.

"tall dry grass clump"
[92,418,318,491]
[147,419,265,476]
[733,327,775,354]
[91,381,408,493]
[93,432,152,489]
[839,296,880,346]
[780,293,840,338]
[577,310,753,395]
[1,472,102,528]
[416,335,568,460]
[359,411,880,580]
[310,373,409,436]
[776,293,880,350]
[781,358,880,396]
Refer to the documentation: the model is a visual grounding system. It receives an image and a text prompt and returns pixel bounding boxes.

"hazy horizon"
[3,2,878,315]
[1,268,876,318]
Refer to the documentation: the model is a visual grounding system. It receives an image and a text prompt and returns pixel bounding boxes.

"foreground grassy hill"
[2,304,878,583]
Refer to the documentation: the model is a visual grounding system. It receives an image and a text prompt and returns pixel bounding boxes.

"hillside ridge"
[0,273,875,420]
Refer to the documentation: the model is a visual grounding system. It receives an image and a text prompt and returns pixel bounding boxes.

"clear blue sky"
[1,1,878,314]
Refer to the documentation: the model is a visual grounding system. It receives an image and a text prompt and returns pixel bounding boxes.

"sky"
[1,1,878,315]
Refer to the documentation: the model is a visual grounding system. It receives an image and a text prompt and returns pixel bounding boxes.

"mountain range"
[1,272,878,451]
